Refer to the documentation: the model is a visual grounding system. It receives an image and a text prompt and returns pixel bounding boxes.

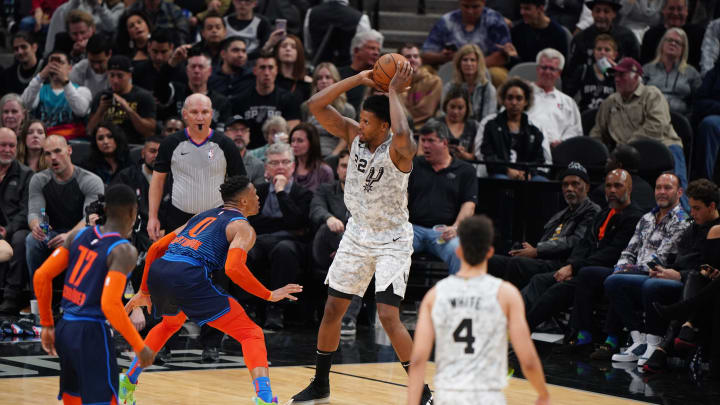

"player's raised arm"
[388,61,417,171]
[103,243,156,368]
[307,71,375,144]
[407,287,436,405]
[225,220,303,301]
[500,282,550,405]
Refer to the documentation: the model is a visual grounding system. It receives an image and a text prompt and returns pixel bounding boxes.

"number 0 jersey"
[431,274,508,392]
[61,226,130,320]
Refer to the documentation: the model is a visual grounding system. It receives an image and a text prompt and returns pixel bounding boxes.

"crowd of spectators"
[0,0,719,380]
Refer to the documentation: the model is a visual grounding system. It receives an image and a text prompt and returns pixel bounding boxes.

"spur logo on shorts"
[363,167,384,192]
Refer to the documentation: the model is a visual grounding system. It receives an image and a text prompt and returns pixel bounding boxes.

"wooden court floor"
[2,362,653,405]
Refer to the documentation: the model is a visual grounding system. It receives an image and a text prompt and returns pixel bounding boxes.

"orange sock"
[144,312,187,352]
[208,298,268,369]
[61,392,82,405]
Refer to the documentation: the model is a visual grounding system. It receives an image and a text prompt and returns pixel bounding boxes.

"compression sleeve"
[140,232,177,294]
[101,271,146,353]
[225,248,272,300]
[33,247,70,327]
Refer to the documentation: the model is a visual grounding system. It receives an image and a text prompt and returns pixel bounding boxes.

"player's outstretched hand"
[125,291,152,315]
[269,284,303,302]
[358,70,383,92]
[41,326,57,356]
[137,346,156,368]
[389,61,413,93]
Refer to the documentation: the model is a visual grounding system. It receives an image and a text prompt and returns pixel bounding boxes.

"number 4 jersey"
[431,274,508,392]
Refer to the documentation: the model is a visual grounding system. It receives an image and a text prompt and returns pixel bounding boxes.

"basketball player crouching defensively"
[291,61,434,405]
[407,216,550,405]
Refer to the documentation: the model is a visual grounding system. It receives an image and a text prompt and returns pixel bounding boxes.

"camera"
[100,89,115,102]
[85,195,106,226]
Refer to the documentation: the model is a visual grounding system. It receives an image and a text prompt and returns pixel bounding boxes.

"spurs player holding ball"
[290,60,434,405]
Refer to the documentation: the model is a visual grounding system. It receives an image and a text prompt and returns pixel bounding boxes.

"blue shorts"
[55,316,118,404]
[147,257,231,325]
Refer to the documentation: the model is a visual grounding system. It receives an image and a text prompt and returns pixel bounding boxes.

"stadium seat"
[629,137,675,186]
[69,140,91,166]
[508,62,562,88]
[129,144,143,163]
[670,111,693,178]
[437,61,454,85]
[552,136,608,180]
[581,108,598,136]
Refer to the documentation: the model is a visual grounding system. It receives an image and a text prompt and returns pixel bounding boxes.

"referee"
[147,93,245,362]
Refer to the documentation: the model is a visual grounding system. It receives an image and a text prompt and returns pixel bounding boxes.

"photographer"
[87,55,157,144]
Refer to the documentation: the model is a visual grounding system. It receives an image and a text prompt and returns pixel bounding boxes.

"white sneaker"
[612,331,646,362]
[638,334,662,366]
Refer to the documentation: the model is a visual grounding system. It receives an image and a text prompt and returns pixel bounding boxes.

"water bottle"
[39,207,50,241]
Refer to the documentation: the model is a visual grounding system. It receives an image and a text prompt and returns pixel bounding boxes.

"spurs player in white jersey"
[291,62,434,405]
[407,216,550,405]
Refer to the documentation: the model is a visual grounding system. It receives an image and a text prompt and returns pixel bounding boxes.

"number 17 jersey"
[431,274,508,392]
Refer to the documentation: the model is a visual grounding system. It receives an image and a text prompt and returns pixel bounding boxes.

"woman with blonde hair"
[643,27,701,116]
[301,62,355,157]
[17,119,47,172]
[443,44,497,121]
[0,93,29,139]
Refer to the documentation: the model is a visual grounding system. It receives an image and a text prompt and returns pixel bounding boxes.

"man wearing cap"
[87,55,157,144]
[225,114,265,186]
[488,162,600,288]
[408,120,478,275]
[563,0,640,92]
[511,0,570,63]
[589,57,688,200]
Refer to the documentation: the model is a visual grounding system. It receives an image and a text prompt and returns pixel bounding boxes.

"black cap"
[518,0,547,6]
[562,161,590,184]
[226,114,250,127]
[586,0,622,11]
[108,55,133,73]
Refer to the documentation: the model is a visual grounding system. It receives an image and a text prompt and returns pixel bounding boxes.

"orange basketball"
[372,53,412,92]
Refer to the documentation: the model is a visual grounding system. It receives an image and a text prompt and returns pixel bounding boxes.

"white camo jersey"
[343,134,413,245]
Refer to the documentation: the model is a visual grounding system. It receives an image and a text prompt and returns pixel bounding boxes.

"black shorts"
[328,284,403,307]
[55,317,118,403]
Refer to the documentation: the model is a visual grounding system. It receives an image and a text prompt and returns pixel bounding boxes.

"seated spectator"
[643,28,702,116]
[439,86,479,162]
[25,135,104,295]
[88,55,157,144]
[590,57,688,198]
[565,173,689,364]
[208,36,253,96]
[700,18,720,75]
[694,58,720,180]
[408,121,478,275]
[232,52,301,149]
[689,0,720,26]
[512,0,570,63]
[521,169,644,331]
[155,49,231,131]
[589,144,656,212]
[479,78,550,181]
[398,44,442,131]
[0,32,40,96]
[248,115,289,162]
[488,162,601,288]
[641,0,705,68]
[290,123,334,192]
[442,44,497,121]
[117,11,153,62]
[301,62,355,157]
[125,0,190,45]
[18,120,48,172]
[193,11,227,66]
[563,0,640,91]
[161,116,184,138]
[302,0,371,68]
[224,115,265,186]
[0,128,34,315]
[247,143,313,330]
[69,33,112,98]
[308,150,361,334]
[224,0,277,61]
[132,29,184,93]
[421,0,512,86]
[20,50,93,140]
[528,48,583,148]
[274,34,312,103]
[639,179,720,374]
[53,10,96,64]
[617,0,663,43]
[1,93,29,138]
[19,0,60,33]
[565,33,618,112]
[45,0,124,57]
[192,0,231,28]
[82,121,131,185]
[339,30,383,114]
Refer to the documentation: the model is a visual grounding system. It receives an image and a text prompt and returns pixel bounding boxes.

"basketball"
[372,53,412,92]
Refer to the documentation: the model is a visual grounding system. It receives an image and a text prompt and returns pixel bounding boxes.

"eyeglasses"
[665,38,683,46]
[538,65,560,72]
[267,159,293,167]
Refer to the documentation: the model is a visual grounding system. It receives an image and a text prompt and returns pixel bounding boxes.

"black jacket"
[250,182,313,237]
[480,111,546,176]
[566,203,644,274]
[536,198,601,260]
[309,180,347,231]
[0,160,33,237]
[674,216,720,282]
